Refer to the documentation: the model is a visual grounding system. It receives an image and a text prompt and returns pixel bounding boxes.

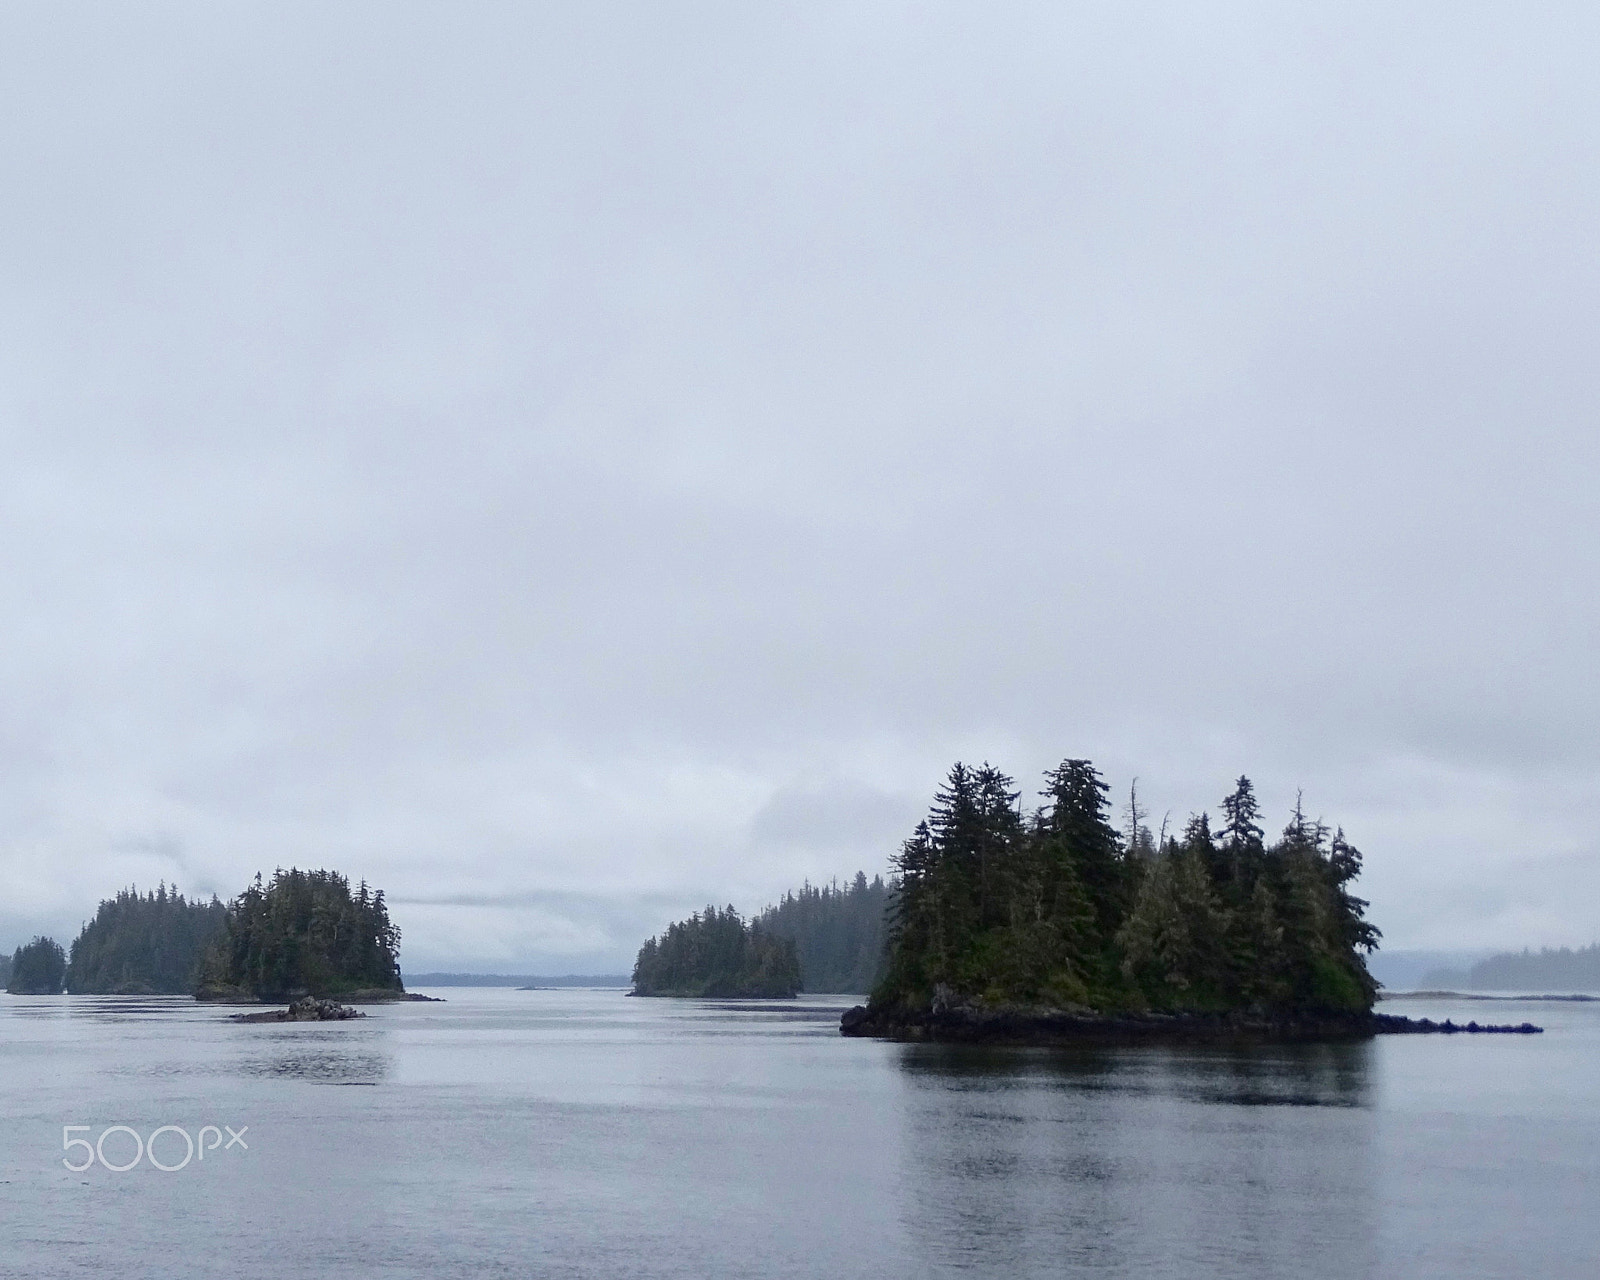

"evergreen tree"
[755,872,890,992]
[1037,759,1128,950]
[1218,775,1265,892]
[631,905,800,997]
[883,820,939,999]
[66,885,228,994]
[8,936,67,994]
[196,868,403,999]
[871,757,1382,1019]
[1117,844,1229,1006]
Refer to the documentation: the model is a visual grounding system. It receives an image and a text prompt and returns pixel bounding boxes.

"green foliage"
[873,759,1380,1017]
[197,868,403,999]
[1117,846,1229,1008]
[632,905,801,997]
[66,884,228,994]
[0,950,9,989]
[8,936,67,994]
[755,871,890,993]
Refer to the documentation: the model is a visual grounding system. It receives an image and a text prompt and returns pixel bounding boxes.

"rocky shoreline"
[198,986,442,1004]
[839,1005,1543,1045]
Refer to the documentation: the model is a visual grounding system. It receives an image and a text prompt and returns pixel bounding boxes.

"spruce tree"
[1218,775,1266,893]
[1037,759,1127,951]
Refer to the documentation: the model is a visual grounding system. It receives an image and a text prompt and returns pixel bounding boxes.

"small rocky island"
[840,760,1542,1045]
[233,996,367,1023]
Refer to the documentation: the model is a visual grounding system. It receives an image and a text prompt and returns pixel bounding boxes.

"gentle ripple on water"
[0,988,1593,1278]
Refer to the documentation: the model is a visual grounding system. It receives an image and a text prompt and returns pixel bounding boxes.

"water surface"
[1,989,1592,1278]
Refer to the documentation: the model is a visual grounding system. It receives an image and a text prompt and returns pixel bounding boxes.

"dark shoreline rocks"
[200,987,441,1005]
[839,1005,1543,1044]
[1372,1013,1542,1035]
[231,997,367,1023]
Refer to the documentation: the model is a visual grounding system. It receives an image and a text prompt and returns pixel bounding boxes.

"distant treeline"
[755,873,889,993]
[632,905,801,997]
[1436,944,1600,993]
[875,760,1379,1017]
[630,875,889,998]
[66,885,227,994]
[7,937,67,994]
[404,973,631,987]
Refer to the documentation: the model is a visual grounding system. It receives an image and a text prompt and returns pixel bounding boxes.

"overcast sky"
[2,3,1597,971]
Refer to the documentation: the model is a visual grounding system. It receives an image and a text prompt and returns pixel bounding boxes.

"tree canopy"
[8,936,67,995]
[874,759,1379,1017]
[755,872,890,993]
[632,905,800,997]
[196,868,403,1000]
[66,884,227,994]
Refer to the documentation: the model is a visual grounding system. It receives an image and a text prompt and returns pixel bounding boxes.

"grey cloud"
[2,4,1599,964]
[748,777,919,856]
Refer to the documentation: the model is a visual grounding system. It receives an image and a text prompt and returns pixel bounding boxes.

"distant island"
[632,905,801,997]
[65,885,227,994]
[404,972,631,988]
[1,872,407,1003]
[7,936,67,994]
[195,868,407,1002]
[1421,944,1600,993]
[843,759,1396,1043]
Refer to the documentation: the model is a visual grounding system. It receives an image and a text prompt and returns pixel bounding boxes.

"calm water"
[0,988,1594,1278]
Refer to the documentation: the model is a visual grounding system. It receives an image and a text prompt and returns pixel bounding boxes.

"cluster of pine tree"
[755,873,890,993]
[65,884,228,994]
[7,936,67,994]
[197,868,403,1000]
[875,759,1379,1017]
[632,905,801,997]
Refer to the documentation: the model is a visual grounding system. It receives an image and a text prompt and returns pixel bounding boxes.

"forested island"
[195,868,406,1001]
[65,885,227,994]
[631,905,801,997]
[7,937,67,994]
[1,873,402,1002]
[841,758,1508,1043]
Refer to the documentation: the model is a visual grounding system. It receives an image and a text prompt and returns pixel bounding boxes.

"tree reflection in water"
[894,1041,1377,1280]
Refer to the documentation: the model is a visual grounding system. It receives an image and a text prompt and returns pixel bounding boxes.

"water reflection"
[237,1049,390,1083]
[895,1042,1378,1279]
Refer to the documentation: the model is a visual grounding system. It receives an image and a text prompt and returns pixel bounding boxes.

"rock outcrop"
[232,996,367,1023]
[839,1004,1543,1044]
